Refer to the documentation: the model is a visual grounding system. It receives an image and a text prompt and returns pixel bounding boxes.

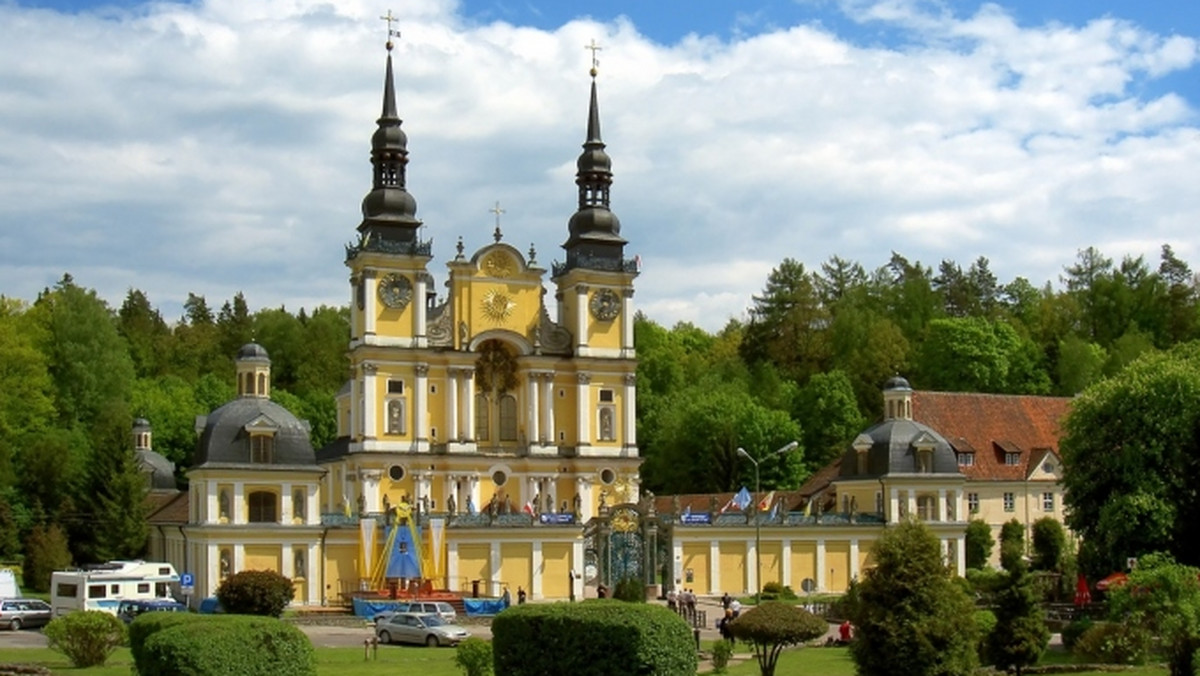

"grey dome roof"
[884,375,912,391]
[838,419,959,478]
[135,449,177,491]
[194,398,315,468]
[133,417,151,430]
[237,342,270,361]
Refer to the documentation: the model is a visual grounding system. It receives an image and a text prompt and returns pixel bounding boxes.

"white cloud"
[0,0,1198,333]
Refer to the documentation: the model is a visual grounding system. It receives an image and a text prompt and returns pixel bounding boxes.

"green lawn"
[0,643,1172,676]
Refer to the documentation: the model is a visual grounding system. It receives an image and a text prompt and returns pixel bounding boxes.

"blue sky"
[1,0,1199,329]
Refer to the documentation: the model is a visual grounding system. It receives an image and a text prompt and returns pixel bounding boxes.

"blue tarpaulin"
[384,525,422,579]
[463,598,508,616]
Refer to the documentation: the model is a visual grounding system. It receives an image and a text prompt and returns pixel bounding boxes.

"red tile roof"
[145,491,188,525]
[912,391,1071,481]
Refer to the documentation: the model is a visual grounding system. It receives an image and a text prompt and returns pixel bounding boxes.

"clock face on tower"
[589,288,621,321]
[377,273,412,310]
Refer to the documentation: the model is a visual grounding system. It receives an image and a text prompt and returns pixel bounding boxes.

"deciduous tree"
[728,602,827,676]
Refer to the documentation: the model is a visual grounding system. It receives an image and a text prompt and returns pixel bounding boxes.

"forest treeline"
[1,244,1197,566]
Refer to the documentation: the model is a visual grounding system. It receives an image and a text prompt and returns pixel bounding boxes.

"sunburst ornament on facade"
[481,288,516,323]
[483,251,514,278]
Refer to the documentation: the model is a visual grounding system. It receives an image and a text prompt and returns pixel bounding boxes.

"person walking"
[517,587,527,604]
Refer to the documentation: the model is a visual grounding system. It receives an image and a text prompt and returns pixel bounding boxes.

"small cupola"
[132,417,152,451]
[883,376,913,421]
[236,342,271,399]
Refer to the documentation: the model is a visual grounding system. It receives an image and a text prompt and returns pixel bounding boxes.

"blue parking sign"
[180,573,194,587]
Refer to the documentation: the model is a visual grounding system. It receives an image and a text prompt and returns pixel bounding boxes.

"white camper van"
[50,561,179,616]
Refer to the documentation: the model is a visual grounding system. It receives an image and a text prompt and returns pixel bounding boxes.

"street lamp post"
[737,441,799,605]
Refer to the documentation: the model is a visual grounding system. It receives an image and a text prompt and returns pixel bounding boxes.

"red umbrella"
[1074,574,1091,607]
[1096,571,1128,591]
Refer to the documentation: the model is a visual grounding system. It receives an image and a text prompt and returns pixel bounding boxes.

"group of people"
[501,586,527,607]
[666,587,698,616]
[717,592,743,642]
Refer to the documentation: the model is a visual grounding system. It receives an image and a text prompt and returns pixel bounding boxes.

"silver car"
[1,599,53,630]
[375,612,470,647]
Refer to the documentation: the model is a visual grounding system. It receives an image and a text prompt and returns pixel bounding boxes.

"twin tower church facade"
[144,40,642,604]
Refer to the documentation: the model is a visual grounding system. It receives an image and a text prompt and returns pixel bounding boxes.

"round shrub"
[1073,621,1150,665]
[140,615,315,676]
[1061,615,1094,652]
[710,639,734,673]
[129,612,203,671]
[216,569,294,617]
[453,637,493,676]
[492,600,695,676]
[42,610,127,668]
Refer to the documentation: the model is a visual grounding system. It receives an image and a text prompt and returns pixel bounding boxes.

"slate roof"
[135,448,178,491]
[911,391,1072,481]
[194,398,316,468]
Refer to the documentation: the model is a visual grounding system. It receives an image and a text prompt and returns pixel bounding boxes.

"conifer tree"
[987,559,1049,675]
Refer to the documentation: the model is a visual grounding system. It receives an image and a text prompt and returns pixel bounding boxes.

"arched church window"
[387,399,406,435]
[248,491,277,523]
[499,394,518,441]
[257,373,267,395]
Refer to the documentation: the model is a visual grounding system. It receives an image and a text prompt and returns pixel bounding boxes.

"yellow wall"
[542,543,572,599]
[681,542,709,592]
[760,541,782,587]
[244,544,280,573]
[826,542,850,592]
[857,539,876,575]
[718,542,746,595]
[456,544,490,596]
[500,542,532,595]
[325,544,358,603]
[791,542,816,588]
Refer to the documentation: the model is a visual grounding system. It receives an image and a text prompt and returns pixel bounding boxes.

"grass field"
[0,642,1172,675]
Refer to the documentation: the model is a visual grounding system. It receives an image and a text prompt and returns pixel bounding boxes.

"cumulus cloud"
[0,0,1197,330]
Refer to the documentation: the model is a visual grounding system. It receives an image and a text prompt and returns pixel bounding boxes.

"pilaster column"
[548,478,558,513]
[889,488,899,524]
[489,542,501,597]
[906,490,917,521]
[572,539,584,599]
[447,541,460,592]
[576,477,592,520]
[364,270,377,335]
[447,369,459,441]
[463,371,476,442]
[233,544,245,575]
[281,482,293,524]
[307,484,319,525]
[206,543,219,599]
[849,539,859,581]
[233,482,245,524]
[527,475,538,508]
[709,540,720,595]
[816,539,826,591]
[350,377,360,440]
[360,469,383,512]
[468,475,481,513]
[621,288,635,352]
[937,488,947,523]
[307,543,319,604]
[414,274,427,347]
[206,481,218,524]
[576,372,590,447]
[362,363,377,439]
[531,541,544,599]
[541,373,555,443]
[955,537,967,576]
[781,539,793,590]
[527,374,540,447]
[746,539,757,594]
[414,364,429,445]
[623,374,637,448]
[349,274,360,341]
[574,285,588,348]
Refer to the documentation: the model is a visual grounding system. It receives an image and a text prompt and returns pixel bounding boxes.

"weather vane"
[381,10,400,51]
[490,201,506,242]
[585,39,602,78]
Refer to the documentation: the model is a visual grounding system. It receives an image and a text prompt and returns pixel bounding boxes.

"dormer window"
[250,435,274,463]
[917,448,933,473]
[1005,452,1020,466]
[853,434,872,475]
[957,453,974,467]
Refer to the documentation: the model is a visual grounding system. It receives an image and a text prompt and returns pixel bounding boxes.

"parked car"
[373,601,457,625]
[0,599,53,631]
[375,612,470,647]
[117,598,188,623]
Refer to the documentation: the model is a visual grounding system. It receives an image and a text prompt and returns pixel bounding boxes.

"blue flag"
[732,487,752,511]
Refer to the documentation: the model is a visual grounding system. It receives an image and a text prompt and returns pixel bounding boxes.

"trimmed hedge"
[42,611,127,668]
[128,611,203,668]
[492,600,696,676]
[135,615,315,676]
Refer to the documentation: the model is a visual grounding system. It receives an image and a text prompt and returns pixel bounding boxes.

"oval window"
[388,465,405,482]
[600,468,616,485]
[492,470,507,487]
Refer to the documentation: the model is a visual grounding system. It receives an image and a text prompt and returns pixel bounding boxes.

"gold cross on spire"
[490,201,506,242]
[585,39,602,77]
[381,10,400,51]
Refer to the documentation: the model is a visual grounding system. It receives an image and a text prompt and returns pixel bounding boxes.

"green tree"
[131,375,204,468]
[117,289,171,378]
[986,559,1049,675]
[792,370,865,472]
[1030,517,1067,572]
[741,258,831,383]
[727,602,827,676]
[915,317,1049,394]
[22,522,72,592]
[1106,552,1200,676]
[43,610,127,668]
[1000,519,1025,572]
[850,520,979,676]
[1055,335,1106,395]
[965,519,995,570]
[1060,341,1200,574]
